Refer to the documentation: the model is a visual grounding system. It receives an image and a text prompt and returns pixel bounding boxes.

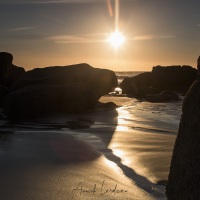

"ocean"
[115,71,146,84]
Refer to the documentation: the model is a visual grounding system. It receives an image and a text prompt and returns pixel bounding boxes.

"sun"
[107,31,125,49]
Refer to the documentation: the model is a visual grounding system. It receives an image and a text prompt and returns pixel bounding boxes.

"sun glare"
[107,31,125,49]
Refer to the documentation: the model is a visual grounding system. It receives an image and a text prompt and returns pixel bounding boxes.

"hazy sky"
[0,0,200,71]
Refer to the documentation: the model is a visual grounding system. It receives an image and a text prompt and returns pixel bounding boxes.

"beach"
[0,96,182,200]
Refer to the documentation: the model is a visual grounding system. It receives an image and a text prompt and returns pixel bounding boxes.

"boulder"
[197,56,200,72]
[166,56,200,199]
[120,65,197,100]
[4,83,91,119]
[151,65,197,91]
[0,85,7,105]
[11,63,117,98]
[146,91,179,102]
[0,52,25,89]
[4,63,118,119]
[136,87,162,98]
[0,52,13,78]
[120,72,152,95]
[95,101,117,110]
[119,77,137,95]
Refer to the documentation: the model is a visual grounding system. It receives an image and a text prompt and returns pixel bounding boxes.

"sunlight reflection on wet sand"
[0,96,181,200]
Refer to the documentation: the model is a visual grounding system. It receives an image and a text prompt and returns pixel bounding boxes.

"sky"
[0,0,200,71]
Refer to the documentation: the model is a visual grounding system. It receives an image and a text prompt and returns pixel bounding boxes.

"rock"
[4,63,118,119]
[11,63,117,98]
[197,56,200,72]
[5,64,26,89]
[120,72,152,95]
[0,52,13,77]
[120,65,197,100]
[146,91,179,102]
[119,77,137,95]
[166,56,200,199]
[0,52,25,89]
[151,65,197,91]
[0,85,7,105]
[136,87,162,98]
[4,83,91,119]
[96,101,117,110]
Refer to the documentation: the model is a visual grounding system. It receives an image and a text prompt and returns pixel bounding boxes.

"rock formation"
[120,72,152,96]
[0,54,118,119]
[0,52,25,88]
[166,56,200,199]
[151,65,197,91]
[10,63,117,99]
[4,83,90,118]
[197,56,200,71]
[146,91,179,103]
[120,65,197,101]
[0,52,26,105]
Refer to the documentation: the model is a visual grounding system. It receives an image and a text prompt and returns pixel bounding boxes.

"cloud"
[0,0,101,4]
[0,31,46,41]
[6,27,35,31]
[132,34,176,41]
[47,32,176,45]
[47,33,108,44]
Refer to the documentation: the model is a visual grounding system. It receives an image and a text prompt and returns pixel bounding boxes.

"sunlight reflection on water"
[116,125,130,131]
[113,149,124,157]
[116,100,182,133]
[104,159,123,174]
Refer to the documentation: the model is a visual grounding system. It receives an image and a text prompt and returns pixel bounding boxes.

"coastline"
[0,96,181,199]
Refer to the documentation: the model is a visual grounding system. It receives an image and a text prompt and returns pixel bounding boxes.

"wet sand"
[0,96,180,200]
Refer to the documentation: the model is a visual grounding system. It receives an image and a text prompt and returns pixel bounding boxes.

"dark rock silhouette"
[5,83,91,118]
[0,52,13,78]
[2,59,118,119]
[120,65,197,101]
[0,52,25,88]
[0,52,25,105]
[95,101,117,110]
[146,91,179,102]
[0,86,7,107]
[120,72,152,96]
[11,63,117,98]
[151,65,197,91]
[166,56,200,199]
[197,56,200,71]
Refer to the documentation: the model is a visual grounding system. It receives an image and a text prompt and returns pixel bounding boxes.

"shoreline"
[0,96,180,199]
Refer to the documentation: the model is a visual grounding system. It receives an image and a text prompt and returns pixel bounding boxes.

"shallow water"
[117,101,182,134]
[0,97,182,200]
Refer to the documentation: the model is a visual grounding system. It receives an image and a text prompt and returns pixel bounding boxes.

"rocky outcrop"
[4,62,118,119]
[151,65,197,91]
[120,72,152,96]
[197,56,200,71]
[4,83,91,118]
[0,52,25,105]
[120,65,197,101]
[0,52,13,79]
[0,52,25,89]
[146,91,179,102]
[166,56,200,199]
[11,63,117,97]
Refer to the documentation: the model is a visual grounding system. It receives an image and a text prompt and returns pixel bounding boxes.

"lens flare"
[107,0,119,31]
[107,0,113,17]
[115,0,119,32]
